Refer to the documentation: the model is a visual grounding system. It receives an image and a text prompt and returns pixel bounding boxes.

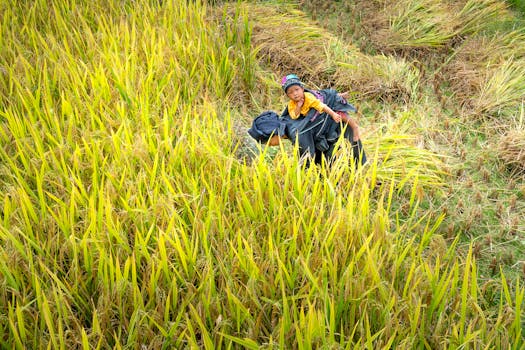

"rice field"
[0,0,524,348]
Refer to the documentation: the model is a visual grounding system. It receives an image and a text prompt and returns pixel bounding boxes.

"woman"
[248,76,367,167]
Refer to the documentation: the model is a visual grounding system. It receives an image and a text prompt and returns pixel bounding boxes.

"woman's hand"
[353,127,360,142]
[338,91,350,100]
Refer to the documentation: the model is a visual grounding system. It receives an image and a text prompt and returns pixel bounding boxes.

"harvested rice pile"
[240,3,420,102]
[358,0,509,51]
[498,128,525,174]
[446,31,525,117]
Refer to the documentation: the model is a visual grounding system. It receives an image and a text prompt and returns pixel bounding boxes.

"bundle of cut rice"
[498,128,525,174]
[239,3,420,102]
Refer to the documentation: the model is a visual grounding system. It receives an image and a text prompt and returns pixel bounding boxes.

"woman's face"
[286,85,305,102]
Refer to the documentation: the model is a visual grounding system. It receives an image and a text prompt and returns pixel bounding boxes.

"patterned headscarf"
[281,74,303,93]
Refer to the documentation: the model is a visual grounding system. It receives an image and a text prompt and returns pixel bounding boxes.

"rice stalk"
[387,0,458,48]
[457,0,511,35]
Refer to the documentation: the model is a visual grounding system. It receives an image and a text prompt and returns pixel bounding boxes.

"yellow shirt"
[288,92,326,119]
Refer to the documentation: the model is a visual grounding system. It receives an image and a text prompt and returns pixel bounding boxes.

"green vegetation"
[0,0,523,348]
[508,0,525,13]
